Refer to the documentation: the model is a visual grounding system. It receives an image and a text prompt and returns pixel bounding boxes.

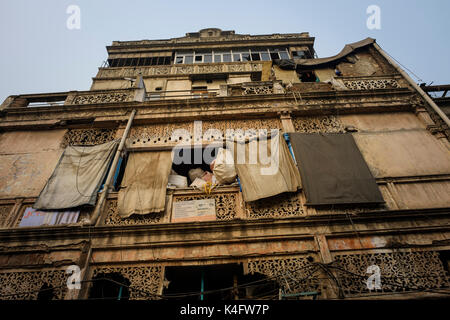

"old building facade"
[0,28,449,300]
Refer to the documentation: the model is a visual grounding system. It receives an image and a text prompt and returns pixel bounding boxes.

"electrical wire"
[382,50,423,83]
[1,261,448,300]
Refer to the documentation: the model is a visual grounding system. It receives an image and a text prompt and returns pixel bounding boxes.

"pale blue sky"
[1,0,449,102]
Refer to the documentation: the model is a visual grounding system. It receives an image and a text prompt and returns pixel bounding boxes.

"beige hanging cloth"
[118,151,172,218]
[33,140,118,210]
[227,131,301,202]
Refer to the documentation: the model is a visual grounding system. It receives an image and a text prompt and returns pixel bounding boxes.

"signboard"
[19,207,80,227]
[172,199,216,223]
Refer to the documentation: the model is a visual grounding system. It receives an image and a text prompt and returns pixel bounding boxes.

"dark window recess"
[107,56,171,67]
[438,251,450,273]
[299,71,317,82]
[164,264,279,300]
[251,53,261,61]
[292,50,307,59]
[37,283,55,301]
[113,154,128,191]
[172,146,219,184]
[89,272,131,300]
[270,52,280,60]
[191,86,209,99]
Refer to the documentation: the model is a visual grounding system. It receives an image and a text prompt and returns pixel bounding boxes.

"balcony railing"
[94,61,266,79]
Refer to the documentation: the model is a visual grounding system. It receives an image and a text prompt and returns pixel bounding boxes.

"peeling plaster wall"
[339,113,450,178]
[0,130,66,199]
[337,48,396,77]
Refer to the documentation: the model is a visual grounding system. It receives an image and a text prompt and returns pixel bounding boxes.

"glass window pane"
[204,54,212,63]
[233,54,241,62]
[195,55,203,63]
[260,52,270,61]
[185,55,193,64]
[214,55,222,62]
[175,56,183,64]
[279,51,290,59]
[223,53,232,62]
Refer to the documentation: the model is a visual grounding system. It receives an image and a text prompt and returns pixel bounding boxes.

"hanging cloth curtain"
[288,132,384,205]
[118,151,172,218]
[227,130,301,202]
[33,140,118,210]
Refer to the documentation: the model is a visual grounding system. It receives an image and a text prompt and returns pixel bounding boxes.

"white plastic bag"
[212,148,236,184]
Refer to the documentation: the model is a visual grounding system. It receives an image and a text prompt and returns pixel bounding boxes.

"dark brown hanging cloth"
[288,133,384,205]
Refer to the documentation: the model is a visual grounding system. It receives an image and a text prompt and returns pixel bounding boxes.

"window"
[299,71,318,82]
[222,53,232,62]
[174,47,290,64]
[292,50,307,59]
[89,273,131,300]
[191,86,208,98]
[107,56,171,67]
[164,264,278,300]
[279,51,290,59]
[204,54,212,63]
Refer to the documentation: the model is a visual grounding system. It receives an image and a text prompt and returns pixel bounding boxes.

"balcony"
[94,61,266,79]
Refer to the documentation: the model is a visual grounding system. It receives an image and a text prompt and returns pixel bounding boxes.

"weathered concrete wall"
[227,75,252,85]
[315,68,335,82]
[0,130,66,199]
[143,78,167,92]
[90,79,130,90]
[165,79,191,98]
[337,47,397,77]
[272,65,300,84]
[392,181,450,209]
[92,239,317,264]
[191,79,227,90]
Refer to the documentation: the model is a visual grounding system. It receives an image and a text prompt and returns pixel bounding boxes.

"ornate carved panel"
[61,128,117,147]
[151,66,171,75]
[343,79,400,90]
[333,251,450,296]
[245,192,304,219]
[91,265,163,300]
[202,118,281,140]
[103,199,164,226]
[292,115,345,133]
[0,269,68,300]
[197,65,223,73]
[72,91,133,104]
[129,122,194,144]
[0,204,14,228]
[246,255,320,296]
[243,85,273,95]
[129,119,281,144]
[173,192,237,221]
